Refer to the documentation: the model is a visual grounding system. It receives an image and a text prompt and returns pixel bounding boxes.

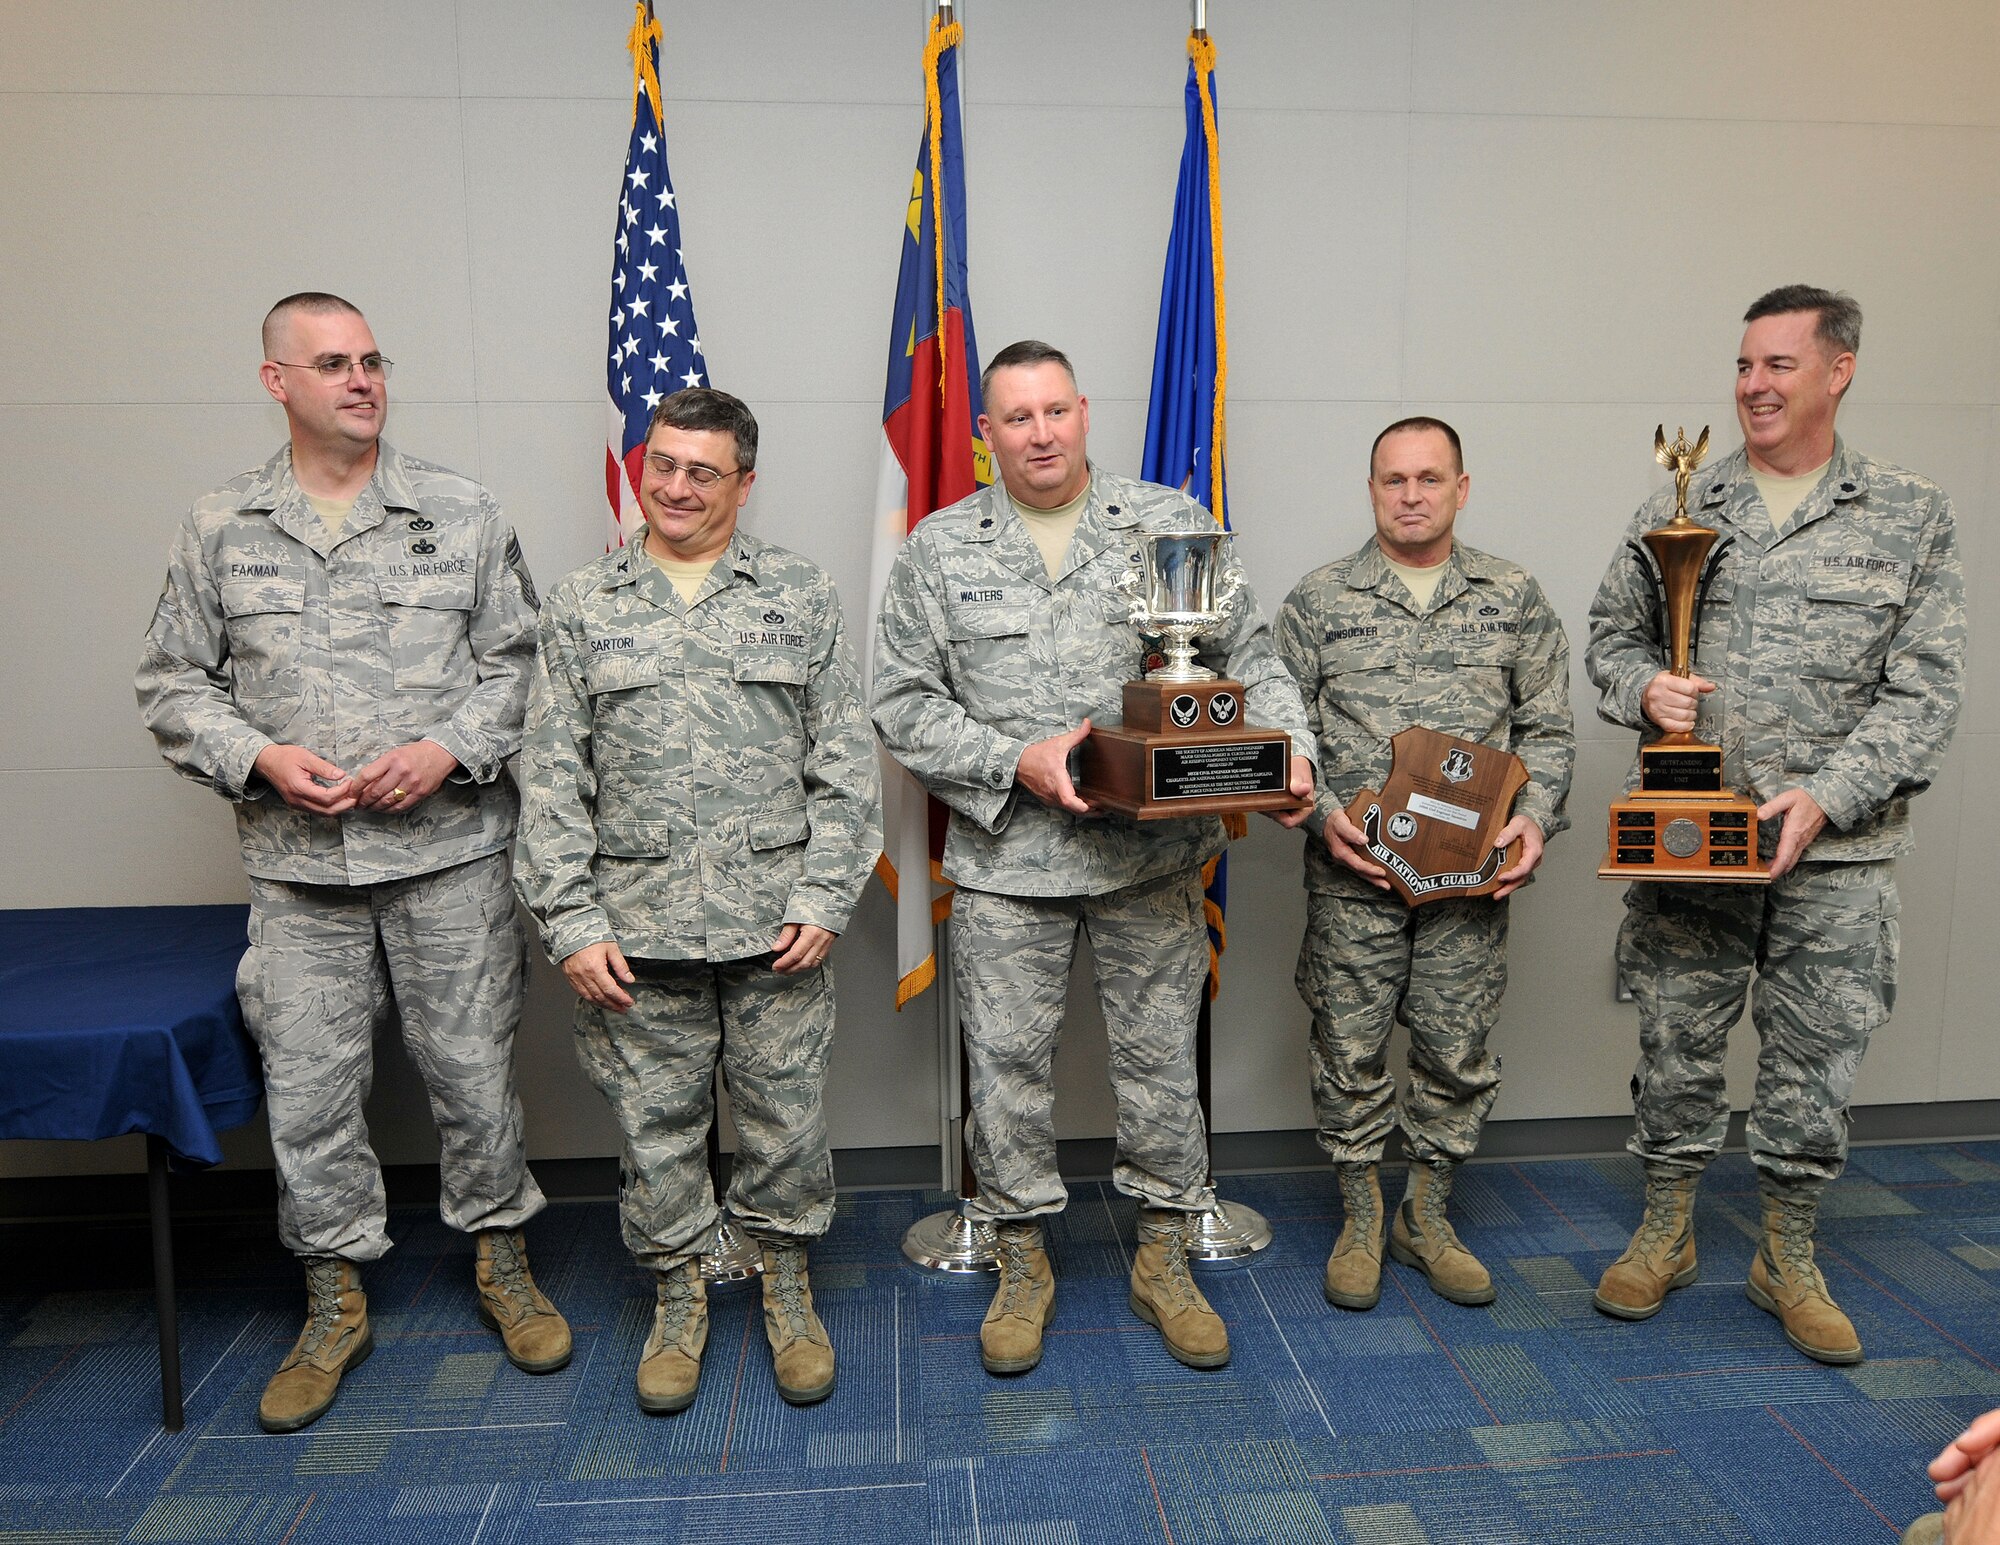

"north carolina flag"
[865,13,991,1007]
[1141,32,1234,992]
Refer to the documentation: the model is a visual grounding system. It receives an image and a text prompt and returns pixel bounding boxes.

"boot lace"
[298,1256,349,1356]
[768,1246,813,1338]
[1416,1163,1460,1245]
[484,1231,540,1321]
[1337,1168,1379,1235]
[1626,1175,1690,1261]
[994,1229,1038,1318]
[1156,1219,1204,1311]
[656,1264,698,1341]
[1771,1196,1822,1288]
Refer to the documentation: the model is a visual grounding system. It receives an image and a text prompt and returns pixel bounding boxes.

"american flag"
[604,4,706,548]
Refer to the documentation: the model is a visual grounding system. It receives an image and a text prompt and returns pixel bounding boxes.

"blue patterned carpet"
[3,1144,1997,1543]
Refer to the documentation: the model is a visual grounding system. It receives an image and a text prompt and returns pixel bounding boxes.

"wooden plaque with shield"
[1343,727,1528,907]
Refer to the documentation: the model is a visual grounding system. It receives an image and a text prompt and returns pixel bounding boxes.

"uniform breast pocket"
[733,649,810,758]
[1317,637,1401,737]
[945,605,1034,715]
[1449,639,1516,726]
[219,576,307,701]
[1799,573,1903,684]
[377,574,477,690]
[582,649,667,765]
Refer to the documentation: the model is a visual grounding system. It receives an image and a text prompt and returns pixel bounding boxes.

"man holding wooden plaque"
[1585,287,1966,1364]
[1276,418,1573,1313]
[873,341,1313,1377]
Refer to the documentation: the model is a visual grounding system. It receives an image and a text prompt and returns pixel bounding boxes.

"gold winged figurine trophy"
[1599,426,1770,883]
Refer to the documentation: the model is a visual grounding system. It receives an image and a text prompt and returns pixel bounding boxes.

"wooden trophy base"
[1599,738,1770,883]
[1076,679,1307,821]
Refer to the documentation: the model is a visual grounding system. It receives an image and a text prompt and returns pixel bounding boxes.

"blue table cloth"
[0,906,262,1165]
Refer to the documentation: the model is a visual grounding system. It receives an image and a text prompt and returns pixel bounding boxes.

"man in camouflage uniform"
[516,388,879,1414]
[1587,286,1965,1363]
[136,292,569,1434]
[872,341,1315,1376]
[1278,418,1572,1313]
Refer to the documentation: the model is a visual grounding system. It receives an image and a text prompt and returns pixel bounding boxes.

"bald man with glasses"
[137,291,568,1434]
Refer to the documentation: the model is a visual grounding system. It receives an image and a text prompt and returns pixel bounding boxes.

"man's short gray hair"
[647,386,759,472]
[262,292,364,358]
[980,339,1076,404]
[1744,284,1862,358]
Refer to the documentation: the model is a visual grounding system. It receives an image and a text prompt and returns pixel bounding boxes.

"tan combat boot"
[1325,1164,1387,1311]
[1129,1210,1230,1369]
[636,1260,708,1414]
[981,1221,1057,1374]
[1594,1167,1699,1320]
[1746,1184,1862,1365]
[760,1241,836,1405]
[474,1228,573,1373]
[258,1256,372,1433]
[1388,1161,1496,1306]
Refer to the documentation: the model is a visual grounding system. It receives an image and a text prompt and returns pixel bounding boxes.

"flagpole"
[897,0,997,1275]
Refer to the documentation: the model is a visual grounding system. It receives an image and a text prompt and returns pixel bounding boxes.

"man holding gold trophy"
[872,341,1314,1376]
[1277,418,1573,1314]
[1586,287,1966,1363]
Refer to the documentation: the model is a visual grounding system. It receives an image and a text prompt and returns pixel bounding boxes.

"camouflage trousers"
[573,955,836,1270]
[953,871,1216,1224]
[238,852,546,1260]
[1295,886,1508,1166]
[1618,859,1900,1187]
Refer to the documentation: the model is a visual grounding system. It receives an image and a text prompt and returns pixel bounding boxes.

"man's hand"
[1642,670,1715,735]
[1929,1408,2000,1505]
[562,940,636,1012]
[1323,806,1391,891]
[1016,721,1095,814]
[1757,786,1828,880]
[253,744,357,815]
[1489,814,1546,899]
[352,738,460,812]
[1945,1449,2000,1543]
[772,922,837,975]
[1265,755,1319,828]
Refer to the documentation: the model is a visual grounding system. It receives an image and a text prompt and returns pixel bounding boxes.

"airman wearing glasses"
[136,292,568,1434]
[515,388,880,1416]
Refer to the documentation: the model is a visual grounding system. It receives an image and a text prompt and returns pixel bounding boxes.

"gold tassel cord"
[627,3,663,130]
[1190,32,1227,525]
[922,16,963,400]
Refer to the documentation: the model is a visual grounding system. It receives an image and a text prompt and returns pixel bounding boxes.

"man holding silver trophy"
[872,340,1313,1376]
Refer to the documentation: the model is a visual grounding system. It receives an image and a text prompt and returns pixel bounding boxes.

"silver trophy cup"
[1120,528,1242,683]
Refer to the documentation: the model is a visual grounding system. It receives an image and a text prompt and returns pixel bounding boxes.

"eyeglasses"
[270,354,394,381]
[643,452,743,489]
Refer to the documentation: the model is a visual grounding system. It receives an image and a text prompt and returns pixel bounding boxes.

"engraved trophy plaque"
[1345,727,1529,907]
[1598,426,1770,883]
[1074,528,1307,820]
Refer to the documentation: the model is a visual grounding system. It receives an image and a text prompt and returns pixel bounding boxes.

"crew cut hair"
[1370,415,1463,476]
[980,339,1077,403]
[1744,284,1863,358]
[648,386,759,472]
[262,291,365,358]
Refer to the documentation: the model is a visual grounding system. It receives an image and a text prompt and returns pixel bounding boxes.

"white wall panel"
[1415,0,2000,129]
[0,1,1993,1193]
[0,96,477,407]
[0,0,458,97]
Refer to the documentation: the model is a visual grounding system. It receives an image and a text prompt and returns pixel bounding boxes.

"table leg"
[146,1134,183,1432]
